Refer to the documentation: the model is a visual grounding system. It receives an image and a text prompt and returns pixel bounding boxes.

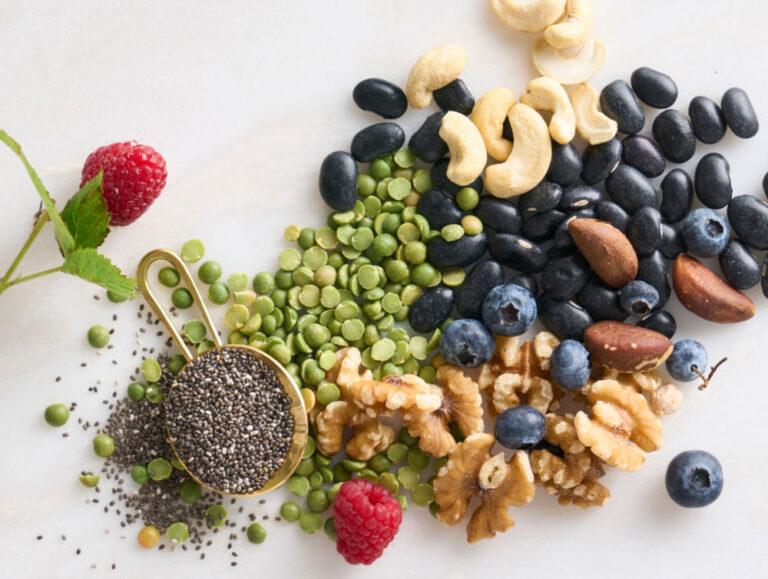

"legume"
[44,403,70,427]
[87,325,110,349]
[93,434,115,458]
[181,239,205,263]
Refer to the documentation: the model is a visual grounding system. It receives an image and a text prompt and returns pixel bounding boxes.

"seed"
[137,526,160,549]
[44,403,70,427]
[206,504,228,528]
[140,358,162,383]
[181,239,205,263]
[158,267,180,288]
[126,383,146,402]
[93,434,115,458]
[87,325,110,349]
[166,521,190,544]
[246,523,266,544]
[79,473,100,488]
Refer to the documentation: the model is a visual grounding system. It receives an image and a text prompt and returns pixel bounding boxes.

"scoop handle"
[136,249,223,362]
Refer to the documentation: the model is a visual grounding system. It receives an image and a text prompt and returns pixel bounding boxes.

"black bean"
[692,152,732,209]
[660,169,693,223]
[431,158,482,195]
[408,285,454,333]
[488,233,548,273]
[475,197,521,235]
[660,223,686,259]
[456,260,505,320]
[600,80,645,135]
[521,209,567,242]
[433,79,475,115]
[727,195,768,250]
[652,110,696,163]
[537,295,593,341]
[637,251,670,309]
[352,78,407,119]
[630,67,678,109]
[718,239,760,290]
[582,138,622,185]
[350,122,405,162]
[409,112,448,163]
[416,189,463,229]
[519,181,563,218]
[547,142,582,185]
[637,310,677,338]
[318,151,358,211]
[605,164,657,213]
[595,201,630,232]
[541,255,590,300]
[508,273,538,297]
[689,96,726,144]
[721,87,759,139]
[621,135,666,178]
[761,254,768,299]
[551,216,576,254]
[427,232,488,269]
[558,185,602,212]
[576,276,628,322]
[628,207,662,257]
[764,172,768,200]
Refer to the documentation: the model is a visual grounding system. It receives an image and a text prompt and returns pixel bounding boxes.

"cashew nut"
[484,103,552,198]
[531,38,605,85]
[490,0,566,33]
[571,83,618,144]
[544,0,593,49]
[470,87,516,161]
[519,76,575,144]
[406,45,467,109]
[439,111,488,187]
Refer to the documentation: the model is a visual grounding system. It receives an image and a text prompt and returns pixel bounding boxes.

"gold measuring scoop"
[137,248,308,497]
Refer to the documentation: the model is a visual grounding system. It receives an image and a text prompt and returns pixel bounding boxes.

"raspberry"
[81,141,167,226]
[333,479,402,565]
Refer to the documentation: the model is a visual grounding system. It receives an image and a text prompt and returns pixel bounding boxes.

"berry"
[81,141,167,226]
[333,479,402,565]
[494,405,545,450]
[665,450,723,508]
[680,208,730,258]
[619,280,660,315]
[550,339,591,390]
[440,319,495,368]
[666,339,708,382]
[482,283,537,336]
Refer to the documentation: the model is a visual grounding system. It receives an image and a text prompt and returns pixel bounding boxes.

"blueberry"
[666,339,708,382]
[680,208,730,258]
[521,209,567,242]
[494,405,545,450]
[482,284,537,336]
[582,138,622,185]
[660,168,693,223]
[605,165,657,213]
[718,239,761,290]
[558,185,602,212]
[721,87,758,139]
[637,310,677,338]
[541,255,590,300]
[431,158,482,195]
[652,110,696,164]
[408,285,454,334]
[630,67,678,109]
[694,153,732,209]
[627,207,662,257]
[637,251,671,309]
[508,273,538,297]
[659,223,686,259]
[488,233,548,273]
[519,181,563,217]
[476,197,522,235]
[689,96,726,144]
[621,135,666,178]
[547,142,582,185]
[727,195,768,250]
[595,200,630,232]
[550,340,591,390]
[417,188,463,229]
[433,79,475,115]
[318,151,358,211]
[440,319,495,368]
[427,232,488,269]
[537,295,593,341]
[619,280,659,315]
[600,80,645,135]
[665,450,724,508]
[350,122,406,162]
[576,276,628,322]
[409,112,448,163]
[456,260,505,320]
[352,78,407,119]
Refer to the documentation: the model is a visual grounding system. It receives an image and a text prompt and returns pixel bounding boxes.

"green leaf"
[0,129,75,256]
[62,248,137,300]
[61,172,110,249]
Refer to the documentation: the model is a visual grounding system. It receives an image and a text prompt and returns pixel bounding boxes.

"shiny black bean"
[652,110,696,163]
[600,80,645,135]
[595,201,630,232]
[694,153,732,209]
[721,87,759,139]
[761,255,768,299]
[576,276,628,322]
[660,169,693,223]
[519,181,562,218]
[475,197,521,235]
[431,158,482,195]
[551,216,576,255]
[541,255,590,300]
[537,296,593,341]
[558,185,602,211]
[547,143,582,185]
[727,195,768,250]
[408,285,454,333]
[352,78,408,119]
[318,151,358,211]
[764,172,768,200]
[605,164,657,213]
[718,239,760,290]
[637,310,677,338]
[350,122,405,162]
[508,273,538,297]
[416,189,463,229]
[433,79,475,115]
[488,233,548,273]
[628,207,662,257]
[427,232,488,269]
[637,251,670,309]
[630,67,678,109]
[689,96,726,144]
[621,135,666,178]
[456,261,505,320]
[409,112,448,163]
[581,138,622,185]
[521,209,567,242]
[660,223,686,259]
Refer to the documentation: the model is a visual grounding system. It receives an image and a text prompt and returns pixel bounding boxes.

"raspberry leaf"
[61,172,110,249]
[62,248,137,300]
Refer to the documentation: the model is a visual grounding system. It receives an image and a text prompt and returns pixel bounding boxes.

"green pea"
[396,222,420,245]
[412,168,432,192]
[127,382,146,402]
[403,240,427,265]
[166,521,189,544]
[400,285,423,306]
[296,456,316,476]
[319,466,334,484]
[302,323,329,349]
[381,362,402,377]
[357,468,379,483]
[86,324,110,349]
[387,177,411,201]
[327,482,343,502]
[441,268,465,287]
[371,338,396,361]
[355,174,376,199]
[342,459,367,472]
[147,458,172,481]
[106,289,128,303]
[386,443,409,464]
[93,433,115,458]
[407,448,430,470]
[284,224,302,241]
[165,355,184,375]
[79,473,100,488]
[292,266,315,286]
[334,300,359,321]
[375,472,398,497]
[204,282,229,308]
[303,246,328,270]
[275,269,294,290]
[306,489,330,513]
[356,264,380,290]
[298,227,316,250]
[171,287,193,309]
[44,403,69,427]
[206,504,228,528]
[278,248,302,271]
[412,483,435,506]
[131,464,149,485]
[398,427,419,446]
[287,475,310,497]
[461,215,484,236]
[181,320,207,344]
[394,148,417,169]
[316,382,340,405]
[332,463,350,483]
[372,233,398,257]
[302,364,326,387]
[318,350,338,371]
[441,224,465,242]
[198,260,222,284]
[456,187,480,211]
[299,512,323,534]
[412,263,439,288]
[313,265,336,288]
[397,466,420,490]
[369,159,391,180]
[181,239,205,263]
[145,384,163,403]
[382,200,405,214]
[349,227,373,252]
[223,304,248,330]
[179,479,201,504]
[368,454,393,474]
[280,501,301,522]
[269,343,291,365]
[157,266,180,288]
[323,517,337,541]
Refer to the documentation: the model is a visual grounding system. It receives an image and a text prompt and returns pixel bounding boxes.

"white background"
[0,1,767,578]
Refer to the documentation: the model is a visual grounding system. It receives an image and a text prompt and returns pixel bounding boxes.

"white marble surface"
[0,1,767,577]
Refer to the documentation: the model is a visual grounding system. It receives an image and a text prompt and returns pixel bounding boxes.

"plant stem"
[0,212,50,285]
[0,265,62,295]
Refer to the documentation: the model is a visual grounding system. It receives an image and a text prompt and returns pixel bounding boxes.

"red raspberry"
[333,479,402,565]
[81,141,167,226]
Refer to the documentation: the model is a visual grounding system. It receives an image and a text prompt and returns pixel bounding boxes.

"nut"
[570,82,618,144]
[315,401,394,461]
[326,347,373,397]
[532,38,605,85]
[601,367,682,416]
[532,331,559,370]
[347,374,442,418]
[543,0,593,49]
[584,321,673,372]
[470,87,516,161]
[490,0,567,32]
[672,254,756,323]
[649,383,683,416]
[568,218,638,287]
[555,480,612,508]
[439,111,488,186]
[519,76,576,144]
[406,45,467,109]
[484,103,552,198]
[346,419,395,461]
